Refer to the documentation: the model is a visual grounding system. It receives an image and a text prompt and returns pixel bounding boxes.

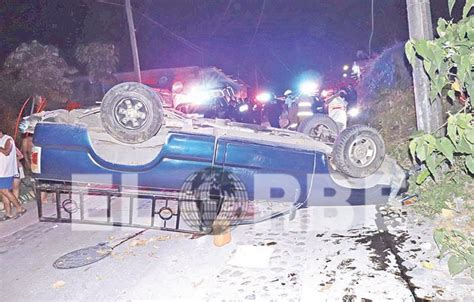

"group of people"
[279,84,358,130]
[0,129,28,221]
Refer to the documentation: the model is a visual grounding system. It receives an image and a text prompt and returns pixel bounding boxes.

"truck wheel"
[332,125,385,178]
[100,82,164,144]
[297,114,339,142]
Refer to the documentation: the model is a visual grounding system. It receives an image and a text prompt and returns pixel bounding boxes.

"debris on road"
[128,238,147,247]
[51,280,66,289]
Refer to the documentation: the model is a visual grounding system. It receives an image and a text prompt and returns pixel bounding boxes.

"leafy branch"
[405,0,473,277]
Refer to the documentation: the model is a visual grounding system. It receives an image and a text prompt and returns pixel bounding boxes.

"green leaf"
[437,18,449,36]
[404,41,416,65]
[433,229,446,248]
[438,20,448,37]
[425,155,437,177]
[466,156,474,174]
[409,140,417,159]
[424,134,437,145]
[416,142,428,161]
[467,252,474,266]
[447,255,468,276]
[416,169,431,184]
[458,114,473,129]
[463,0,473,18]
[437,137,455,162]
[434,229,450,258]
[447,89,456,101]
[448,0,456,16]
[466,128,474,144]
[457,137,473,154]
[409,131,424,139]
[447,115,458,143]
[414,40,431,60]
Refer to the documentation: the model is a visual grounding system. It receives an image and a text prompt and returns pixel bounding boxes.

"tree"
[75,42,119,84]
[2,40,77,108]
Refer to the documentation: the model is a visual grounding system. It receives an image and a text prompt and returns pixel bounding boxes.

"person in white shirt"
[326,91,348,130]
[0,129,26,220]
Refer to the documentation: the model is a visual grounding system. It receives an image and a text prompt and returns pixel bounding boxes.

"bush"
[405,0,473,277]
[2,40,77,109]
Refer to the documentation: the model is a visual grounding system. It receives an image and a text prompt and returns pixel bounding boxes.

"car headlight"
[188,87,211,103]
[299,81,319,96]
[256,92,272,103]
[239,104,249,112]
[298,101,312,108]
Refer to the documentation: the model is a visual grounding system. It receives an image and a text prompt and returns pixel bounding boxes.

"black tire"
[100,82,164,144]
[332,125,385,178]
[297,113,340,139]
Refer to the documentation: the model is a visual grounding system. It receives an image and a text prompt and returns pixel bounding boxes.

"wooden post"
[406,0,444,133]
[125,0,142,83]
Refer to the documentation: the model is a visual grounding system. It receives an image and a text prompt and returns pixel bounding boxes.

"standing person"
[265,97,283,128]
[342,84,358,109]
[326,91,348,130]
[13,147,25,200]
[21,133,33,172]
[0,129,26,220]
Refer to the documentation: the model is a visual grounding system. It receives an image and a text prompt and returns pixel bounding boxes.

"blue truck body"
[33,122,392,206]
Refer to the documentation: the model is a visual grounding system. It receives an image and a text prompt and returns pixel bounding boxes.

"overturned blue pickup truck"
[25,83,406,233]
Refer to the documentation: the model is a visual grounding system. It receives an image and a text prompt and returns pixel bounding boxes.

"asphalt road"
[0,202,471,301]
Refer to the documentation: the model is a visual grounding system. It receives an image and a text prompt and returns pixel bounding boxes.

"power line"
[139,12,204,54]
[210,0,233,38]
[249,0,266,46]
[368,0,375,57]
[97,0,204,54]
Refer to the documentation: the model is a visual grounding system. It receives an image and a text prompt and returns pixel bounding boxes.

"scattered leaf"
[448,255,468,275]
[155,235,171,241]
[466,156,474,174]
[421,261,434,270]
[52,280,66,289]
[441,209,456,219]
[129,238,147,247]
[192,278,204,288]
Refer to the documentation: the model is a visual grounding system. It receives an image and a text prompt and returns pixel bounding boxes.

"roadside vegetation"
[404,0,473,277]
[358,0,472,278]
[0,41,117,137]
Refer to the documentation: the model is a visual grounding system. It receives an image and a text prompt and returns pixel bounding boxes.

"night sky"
[0,0,454,91]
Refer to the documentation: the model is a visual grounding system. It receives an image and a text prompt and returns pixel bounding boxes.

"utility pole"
[406,0,444,133]
[125,0,142,83]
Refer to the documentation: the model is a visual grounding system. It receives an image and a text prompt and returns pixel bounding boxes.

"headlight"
[348,107,360,117]
[172,81,184,93]
[256,92,272,103]
[239,104,249,112]
[297,111,313,117]
[188,87,211,103]
[298,101,312,108]
[299,81,319,96]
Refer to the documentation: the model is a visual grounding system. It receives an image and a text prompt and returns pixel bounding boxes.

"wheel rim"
[348,136,377,168]
[114,98,149,130]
